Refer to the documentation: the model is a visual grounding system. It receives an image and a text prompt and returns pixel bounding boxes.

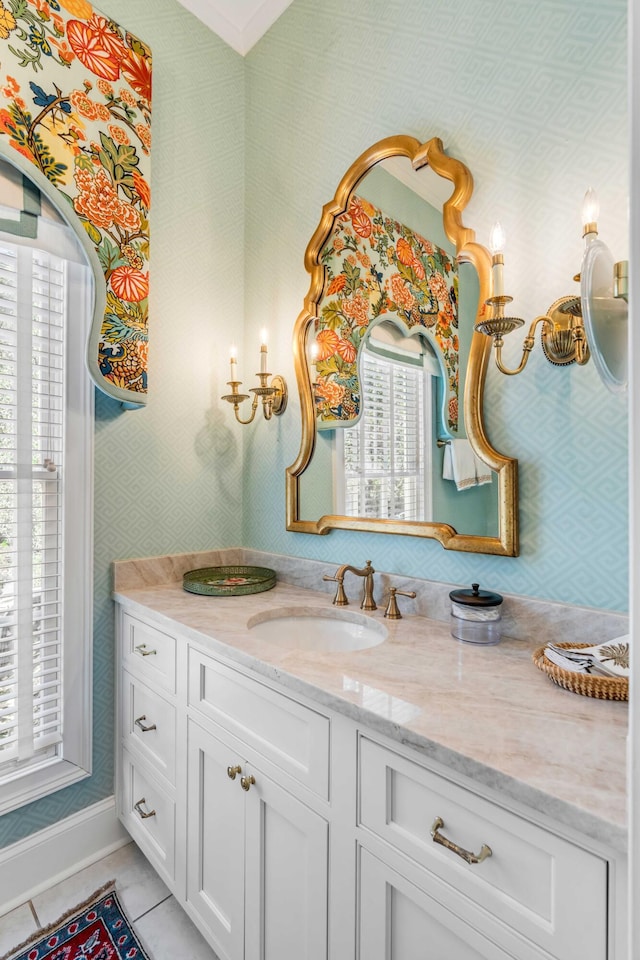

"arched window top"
[0,6,152,407]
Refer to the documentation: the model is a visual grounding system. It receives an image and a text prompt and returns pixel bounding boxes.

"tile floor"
[0,841,219,960]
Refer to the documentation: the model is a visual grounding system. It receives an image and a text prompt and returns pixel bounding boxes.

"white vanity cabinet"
[185,648,330,960]
[186,720,328,960]
[115,602,618,960]
[356,737,608,960]
[116,607,333,960]
[117,612,178,888]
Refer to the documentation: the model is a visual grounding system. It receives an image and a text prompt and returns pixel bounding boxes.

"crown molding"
[174,0,295,55]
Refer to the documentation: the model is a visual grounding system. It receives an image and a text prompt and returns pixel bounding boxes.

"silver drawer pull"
[134,715,157,733]
[431,817,492,865]
[135,643,157,657]
[134,797,156,819]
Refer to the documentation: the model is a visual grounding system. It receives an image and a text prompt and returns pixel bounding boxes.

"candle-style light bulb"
[229,344,238,382]
[489,221,505,297]
[582,187,599,236]
[260,328,268,374]
[489,221,506,257]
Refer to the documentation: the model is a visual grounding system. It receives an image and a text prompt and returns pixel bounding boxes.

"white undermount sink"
[246,606,387,652]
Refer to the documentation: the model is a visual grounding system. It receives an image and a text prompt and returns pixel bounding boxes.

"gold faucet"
[384,587,417,620]
[323,560,377,610]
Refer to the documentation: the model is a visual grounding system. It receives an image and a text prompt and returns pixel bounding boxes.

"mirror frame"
[286,135,519,556]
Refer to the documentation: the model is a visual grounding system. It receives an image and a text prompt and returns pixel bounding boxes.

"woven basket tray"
[532,643,628,701]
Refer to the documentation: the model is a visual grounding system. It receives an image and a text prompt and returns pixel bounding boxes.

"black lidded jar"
[449,583,503,644]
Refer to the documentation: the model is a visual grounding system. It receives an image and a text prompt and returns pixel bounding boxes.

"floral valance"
[0,0,151,405]
[315,193,459,432]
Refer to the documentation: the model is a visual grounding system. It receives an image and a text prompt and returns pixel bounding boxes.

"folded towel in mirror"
[442,439,492,491]
[544,636,629,678]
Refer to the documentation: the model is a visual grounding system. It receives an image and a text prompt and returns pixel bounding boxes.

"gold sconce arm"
[221,382,258,424]
[492,314,550,376]
[479,192,630,384]
[221,373,287,425]
[476,294,590,375]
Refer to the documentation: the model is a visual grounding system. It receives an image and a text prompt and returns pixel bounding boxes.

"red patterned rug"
[1,882,151,960]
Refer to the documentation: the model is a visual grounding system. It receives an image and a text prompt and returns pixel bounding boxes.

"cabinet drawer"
[188,649,330,799]
[120,748,175,886]
[358,737,606,960]
[121,669,176,784]
[359,846,515,960]
[121,613,176,694]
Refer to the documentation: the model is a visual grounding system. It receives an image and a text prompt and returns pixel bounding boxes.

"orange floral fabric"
[0,0,152,401]
[314,193,459,430]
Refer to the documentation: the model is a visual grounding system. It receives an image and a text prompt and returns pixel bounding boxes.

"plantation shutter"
[343,351,425,520]
[0,240,65,768]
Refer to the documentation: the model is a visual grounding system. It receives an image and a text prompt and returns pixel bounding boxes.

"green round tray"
[183,565,277,597]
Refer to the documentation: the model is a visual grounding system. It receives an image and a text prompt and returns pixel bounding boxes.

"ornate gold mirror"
[286,136,518,556]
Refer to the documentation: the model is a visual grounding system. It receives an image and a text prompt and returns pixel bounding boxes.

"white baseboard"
[0,796,129,916]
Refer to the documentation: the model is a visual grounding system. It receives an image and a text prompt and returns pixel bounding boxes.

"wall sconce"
[220,330,288,423]
[474,222,589,375]
[579,188,628,392]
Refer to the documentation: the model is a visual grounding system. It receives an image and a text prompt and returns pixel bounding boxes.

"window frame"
[334,347,435,522]
[0,248,94,816]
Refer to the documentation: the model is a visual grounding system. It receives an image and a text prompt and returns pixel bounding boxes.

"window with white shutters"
[339,351,429,521]
[0,224,93,813]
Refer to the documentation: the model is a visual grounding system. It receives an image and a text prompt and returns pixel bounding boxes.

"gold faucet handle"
[322,575,348,606]
[384,587,417,620]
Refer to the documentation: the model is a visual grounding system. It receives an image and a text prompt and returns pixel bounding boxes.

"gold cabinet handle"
[135,643,156,657]
[134,715,156,733]
[431,817,492,865]
[227,764,242,780]
[134,797,156,819]
[240,774,256,792]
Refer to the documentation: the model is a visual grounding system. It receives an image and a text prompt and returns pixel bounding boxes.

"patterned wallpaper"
[243,0,628,612]
[0,0,628,851]
[0,0,245,848]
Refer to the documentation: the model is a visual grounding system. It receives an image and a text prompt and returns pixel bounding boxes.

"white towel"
[544,636,629,678]
[442,439,493,491]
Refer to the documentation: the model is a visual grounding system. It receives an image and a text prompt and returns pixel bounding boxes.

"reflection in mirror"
[333,319,498,537]
[287,136,518,555]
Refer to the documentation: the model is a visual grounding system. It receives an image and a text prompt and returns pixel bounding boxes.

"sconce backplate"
[271,375,288,416]
[540,296,589,366]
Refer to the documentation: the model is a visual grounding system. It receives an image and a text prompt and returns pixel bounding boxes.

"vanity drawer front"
[121,669,176,785]
[358,737,606,960]
[188,650,330,799]
[358,846,516,960]
[120,748,175,886]
[121,613,176,694]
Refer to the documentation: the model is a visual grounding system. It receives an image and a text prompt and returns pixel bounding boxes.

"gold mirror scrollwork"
[286,135,518,556]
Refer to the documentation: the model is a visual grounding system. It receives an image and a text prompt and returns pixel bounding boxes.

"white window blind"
[342,351,426,521]
[0,241,65,772]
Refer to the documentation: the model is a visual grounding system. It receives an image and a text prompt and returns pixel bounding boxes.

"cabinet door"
[186,719,245,960]
[244,765,329,960]
[359,847,514,960]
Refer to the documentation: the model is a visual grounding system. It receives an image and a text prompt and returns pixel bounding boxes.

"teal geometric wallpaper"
[0,0,245,848]
[0,0,628,851]
[242,0,628,612]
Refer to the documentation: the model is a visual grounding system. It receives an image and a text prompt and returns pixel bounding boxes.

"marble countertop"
[113,576,628,853]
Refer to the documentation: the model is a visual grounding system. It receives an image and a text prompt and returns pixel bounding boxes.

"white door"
[243,764,329,960]
[186,719,245,960]
[358,847,514,960]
